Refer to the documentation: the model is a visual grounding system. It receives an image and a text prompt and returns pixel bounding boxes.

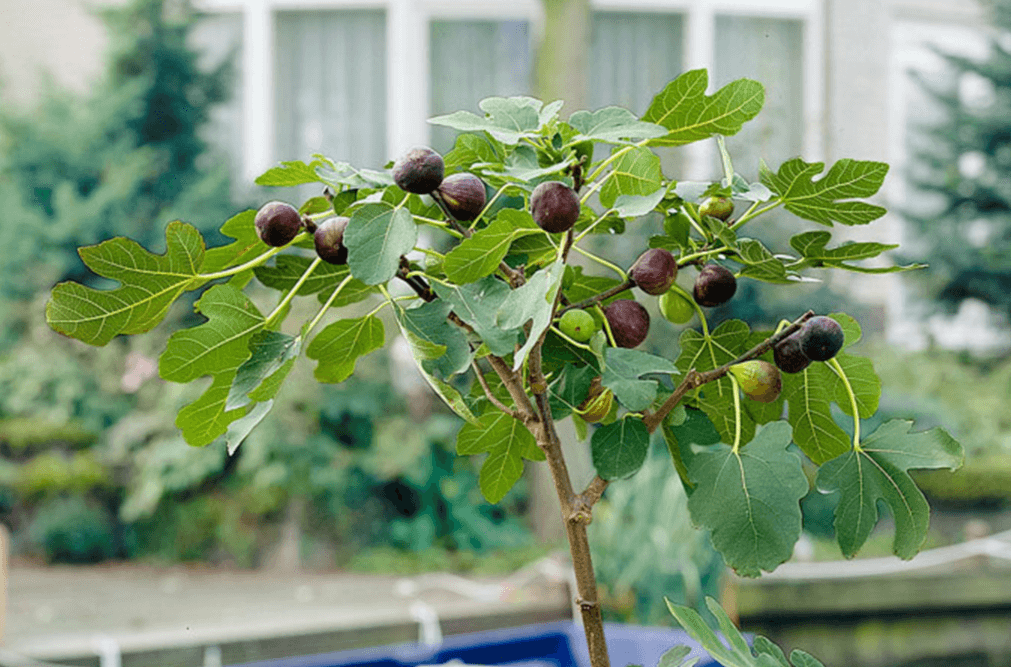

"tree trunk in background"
[529,0,593,542]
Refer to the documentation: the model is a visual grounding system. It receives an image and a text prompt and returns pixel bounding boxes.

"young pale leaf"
[255,159,325,187]
[429,96,543,145]
[664,597,749,667]
[46,221,206,346]
[432,276,518,357]
[613,188,668,218]
[817,420,962,559]
[445,133,501,172]
[643,70,764,147]
[788,651,826,667]
[497,260,566,371]
[443,210,541,284]
[601,347,679,411]
[788,231,925,273]
[306,315,385,383]
[591,416,651,480]
[396,300,472,380]
[345,203,417,285]
[456,411,544,503]
[599,146,663,209]
[224,400,273,456]
[226,331,302,410]
[159,285,266,446]
[736,239,796,284]
[657,645,698,667]
[684,421,808,577]
[760,158,889,226]
[568,107,668,143]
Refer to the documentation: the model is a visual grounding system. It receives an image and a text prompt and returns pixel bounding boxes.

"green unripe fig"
[578,377,613,424]
[393,146,444,194]
[437,172,486,221]
[693,264,737,307]
[603,299,650,348]
[700,196,734,222]
[255,201,302,247]
[800,316,845,361]
[629,248,678,295]
[658,289,695,324]
[559,309,597,342]
[773,333,812,374]
[729,360,782,403]
[530,181,580,233]
[313,216,350,265]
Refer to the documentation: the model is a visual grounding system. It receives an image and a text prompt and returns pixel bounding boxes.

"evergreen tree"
[0,0,238,302]
[903,0,1011,322]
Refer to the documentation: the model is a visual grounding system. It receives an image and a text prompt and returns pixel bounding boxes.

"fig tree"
[700,196,734,222]
[255,201,302,247]
[800,316,845,361]
[559,309,597,342]
[313,216,350,265]
[629,248,678,295]
[658,289,695,324]
[603,299,650,348]
[693,264,737,307]
[393,146,444,194]
[436,172,486,221]
[729,360,782,403]
[773,333,812,374]
[530,181,580,233]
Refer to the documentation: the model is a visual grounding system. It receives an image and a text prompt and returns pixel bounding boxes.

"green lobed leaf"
[613,188,668,218]
[643,70,765,147]
[568,107,668,143]
[816,420,962,559]
[760,158,889,226]
[256,255,349,296]
[344,203,417,285]
[432,276,518,357]
[665,597,751,667]
[601,347,679,411]
[201,210,270,275]
[443,210,541,284]
[255,159,325,187]
[226,331,301,410]
[306,315,385,383]
[315,159,393,190]
[47,222,206,346]
[736,239,796,284]
[223,400,274,456]
[429,96,543,145]
[684,421,808,577]
[591,416,651,480]
[599,146,663,209]
[788,231,925,273]
[396,300,472,381]
[547,364,597,420]
[456,411,545,503]
[562,267,633,305]
[497,260,566,371]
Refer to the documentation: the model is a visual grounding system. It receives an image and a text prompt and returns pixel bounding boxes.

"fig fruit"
[700,196,734,222]
[773,333,812,374]
[693,264,737,307]
[658,289,695,324]
[729,360,782,403]
[578,377,613,424]
[393,146,444,194]
[603,299,650,348]
[530,181,580,233]
[313,216,350,265]
[630,248,678,295]
[800,316,845,361]
[255,201,302,247]
[437,172,486,221]
[559,309,597,342]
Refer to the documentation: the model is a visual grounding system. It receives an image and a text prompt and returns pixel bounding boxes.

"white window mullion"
[388,0,428,157]
[803,0,825,162]
[242,0,274,182]
[685,1,716,180]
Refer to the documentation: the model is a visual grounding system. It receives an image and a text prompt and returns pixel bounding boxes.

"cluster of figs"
[253,145,845,414]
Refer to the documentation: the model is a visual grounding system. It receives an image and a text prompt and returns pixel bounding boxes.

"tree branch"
[472,360,520,419]
[558,278,634,315]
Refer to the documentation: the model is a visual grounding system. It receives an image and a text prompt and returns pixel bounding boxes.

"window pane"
[714,16,803,180]
[429,20,531,153]
[589,12,684,115]
[190,12,243,184]
[275,10,387,184]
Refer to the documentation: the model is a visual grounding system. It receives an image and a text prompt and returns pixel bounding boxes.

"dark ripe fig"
[530,181,580,233]
[436,172,486,221]
[603,299,650,348]
[801,316,845,361]
[255,201,302,247]
[729,360,782,403]
[313,216,350,265]
[629,248,678,295]
[693,264,737,307]
[700,196,734,222]
[393,146,444,194]
[773,333,812,374]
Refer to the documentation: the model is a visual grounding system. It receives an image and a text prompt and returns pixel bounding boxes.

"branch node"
[575,596,600,611]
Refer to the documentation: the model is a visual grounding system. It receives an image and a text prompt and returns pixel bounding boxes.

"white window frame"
[195,0,823,183]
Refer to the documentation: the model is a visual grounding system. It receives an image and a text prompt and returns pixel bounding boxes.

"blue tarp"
[228,621,718,667]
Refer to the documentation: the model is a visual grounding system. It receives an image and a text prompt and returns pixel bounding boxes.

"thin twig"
[559,278,634,315]
[472,360,520,419]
